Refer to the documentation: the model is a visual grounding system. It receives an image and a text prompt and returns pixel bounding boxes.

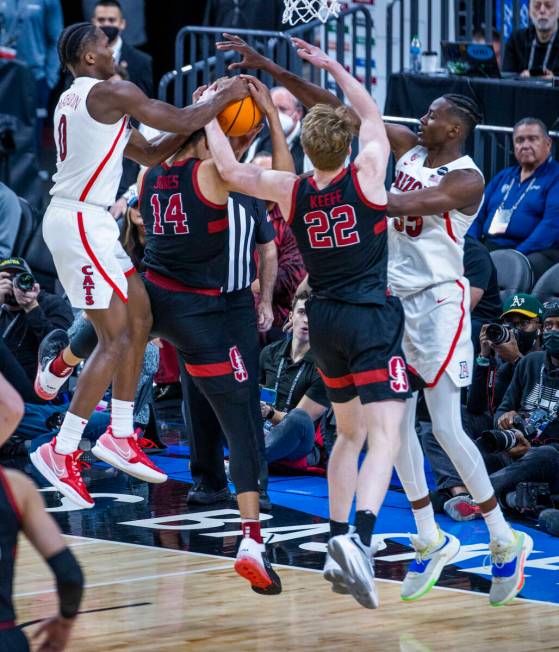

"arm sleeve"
[46,548,84,619]
[25,294,74,344]
[0,185,21,258]
[45,0,64,88]
[517,178,559,254]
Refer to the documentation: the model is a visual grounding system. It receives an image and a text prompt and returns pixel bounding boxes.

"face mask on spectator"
[100,26,120,43]
[514,328,539,354]
[278,111,295,136]
[543,331,559,356]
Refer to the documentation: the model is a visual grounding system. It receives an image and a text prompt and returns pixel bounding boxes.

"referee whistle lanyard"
[274,356,305,411]
[528,30,557,71]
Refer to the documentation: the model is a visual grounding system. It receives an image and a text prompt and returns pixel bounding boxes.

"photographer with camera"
[0,257,73,403]
[486,300,559,517]
[259,291,329,467]
[421,293,543,520]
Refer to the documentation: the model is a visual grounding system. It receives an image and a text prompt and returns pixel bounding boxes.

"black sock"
[329,519,349,539]
[354,510,376,547]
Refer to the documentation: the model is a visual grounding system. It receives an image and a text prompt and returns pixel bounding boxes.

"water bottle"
[410,36,422,73]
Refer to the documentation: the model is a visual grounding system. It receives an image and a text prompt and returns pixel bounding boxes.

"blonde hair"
[300,104,354,171]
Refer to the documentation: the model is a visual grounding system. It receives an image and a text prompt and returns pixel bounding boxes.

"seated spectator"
[0,256,73,404]
[464,235,502,355]
[469,117,559,280]
[503,0,559,78]
[489,299,559,508]
[259,291,329,465]
[0,182,21,258]
[252,151,307,342]
[421,292,543,520]
[203,0,285,32]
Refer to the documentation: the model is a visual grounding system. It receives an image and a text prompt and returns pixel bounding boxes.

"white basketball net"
[282,0,342,25]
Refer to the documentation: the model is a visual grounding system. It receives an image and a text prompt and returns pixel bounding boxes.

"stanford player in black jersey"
[0,374,83,652]
[204,41,410,610]
[138,78,291,596]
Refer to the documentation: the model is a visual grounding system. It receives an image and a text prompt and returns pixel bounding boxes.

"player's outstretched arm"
[89,76,248,139]
[387,169,484,217]
[125,129,187,167]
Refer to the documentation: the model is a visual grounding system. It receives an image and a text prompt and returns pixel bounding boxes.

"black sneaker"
[34,329,70,400]
[186,483,232,505]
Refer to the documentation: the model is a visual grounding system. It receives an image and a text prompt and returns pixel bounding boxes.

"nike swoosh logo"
[47,447,66,476]
[112,440,134,460]
[436,297,448,304]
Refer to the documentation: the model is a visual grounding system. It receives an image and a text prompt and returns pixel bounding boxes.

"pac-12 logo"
[229,346,248,383]
[388,356,409,393]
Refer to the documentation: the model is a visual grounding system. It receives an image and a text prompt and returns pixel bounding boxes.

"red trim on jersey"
[145,268,221,296]
[0,621,16,631]
[317,368,354,389]
[77,212,128,304]
[350,163,387,211]
[207,216,229,234]
[192,159,228,209]
[353,368,390,386]
[124,266,136,278]
[425,280,466,388]
[286,176,302,226]
[307,166,349,192]
[0,468,22,524]
[185,360,233,377]
[443,211,457,242]
[79,116,128,202]
[374,218,387,235]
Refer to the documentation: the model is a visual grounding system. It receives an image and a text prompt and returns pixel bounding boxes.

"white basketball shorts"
[43,197,135,309]
[400,277,473,389]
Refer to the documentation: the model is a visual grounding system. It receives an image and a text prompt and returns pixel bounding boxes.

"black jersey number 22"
[304,204,360,249]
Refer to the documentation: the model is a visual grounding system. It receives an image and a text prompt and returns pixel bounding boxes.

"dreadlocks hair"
[442,94,483,137]
[57,22,98,71]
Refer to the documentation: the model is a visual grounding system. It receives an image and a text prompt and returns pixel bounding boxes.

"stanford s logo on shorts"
[388,356,409,393]
[82,265,95,306]
[229,346,248,383]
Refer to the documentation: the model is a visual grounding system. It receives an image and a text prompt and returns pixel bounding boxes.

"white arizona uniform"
[44,76,133,309]
[388,145,484,388]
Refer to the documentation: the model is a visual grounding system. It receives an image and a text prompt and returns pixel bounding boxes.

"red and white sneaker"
[234,536,282,595]
[30,439,94,509]
[34,329,71,401]
[91,427,167,483]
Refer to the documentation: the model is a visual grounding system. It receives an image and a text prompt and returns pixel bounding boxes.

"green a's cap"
[501,293,543,319]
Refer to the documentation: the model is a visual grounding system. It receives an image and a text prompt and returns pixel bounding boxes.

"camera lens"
[478,428,518,453]
[13,272,34,292]
[486,323,511,345]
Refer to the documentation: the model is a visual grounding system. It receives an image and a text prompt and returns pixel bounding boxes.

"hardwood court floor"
[13,535,559,652]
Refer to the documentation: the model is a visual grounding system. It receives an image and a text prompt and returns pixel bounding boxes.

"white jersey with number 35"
[50,76,132,207]
[388,145,484,297]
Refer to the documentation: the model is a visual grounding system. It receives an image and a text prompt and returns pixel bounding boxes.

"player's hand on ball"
[192,84,208,104]
[241,75,275,117]
[291,37,331,69]
[216,33,269,71]
[215,75,248,102]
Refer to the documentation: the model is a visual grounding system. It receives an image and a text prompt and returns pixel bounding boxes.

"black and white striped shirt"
[226,193,275,293]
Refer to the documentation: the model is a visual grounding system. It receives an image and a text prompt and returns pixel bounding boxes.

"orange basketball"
[217,96,263,137]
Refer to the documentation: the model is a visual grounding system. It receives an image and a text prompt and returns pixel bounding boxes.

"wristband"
[476,355,491,367]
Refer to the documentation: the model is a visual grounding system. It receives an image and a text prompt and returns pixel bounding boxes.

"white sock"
[54,412,88,455]
[111,398,134,438]
[412,503,440,544]
[483,505,515,543]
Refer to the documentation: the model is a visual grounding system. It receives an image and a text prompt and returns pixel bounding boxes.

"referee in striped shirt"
[181,191,278,509]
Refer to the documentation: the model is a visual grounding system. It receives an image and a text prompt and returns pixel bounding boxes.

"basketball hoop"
[282,0,342,26]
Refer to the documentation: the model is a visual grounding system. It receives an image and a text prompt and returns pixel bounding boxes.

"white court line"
[14,563,233,599]
[56,534,559,608]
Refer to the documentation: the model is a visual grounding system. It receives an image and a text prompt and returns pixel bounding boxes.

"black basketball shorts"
[306,294,411,404]
[144,277,249,395]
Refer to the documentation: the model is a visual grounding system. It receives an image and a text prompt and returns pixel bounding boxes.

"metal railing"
[158,6,373,105]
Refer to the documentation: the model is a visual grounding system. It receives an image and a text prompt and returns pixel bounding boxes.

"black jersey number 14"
[150,193,189,235]
[304,204,360,249]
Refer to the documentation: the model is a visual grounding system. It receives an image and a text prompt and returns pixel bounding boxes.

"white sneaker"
[323,550,349,594]
[328,533,379,609]
[234,536,282,595]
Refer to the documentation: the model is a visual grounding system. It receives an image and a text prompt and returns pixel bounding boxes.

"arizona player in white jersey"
[212,35,533,608]
[386,95,532,607]
[31,23,248,509]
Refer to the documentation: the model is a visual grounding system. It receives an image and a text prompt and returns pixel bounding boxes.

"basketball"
[217,96,263,137]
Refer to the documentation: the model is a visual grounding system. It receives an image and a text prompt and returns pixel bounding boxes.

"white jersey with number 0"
[50,76,132,207]
[388,145,484,297]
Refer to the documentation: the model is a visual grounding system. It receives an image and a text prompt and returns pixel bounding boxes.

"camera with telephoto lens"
[477,416,537,454]
[485,322,512,345]
[12,271,35,292]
